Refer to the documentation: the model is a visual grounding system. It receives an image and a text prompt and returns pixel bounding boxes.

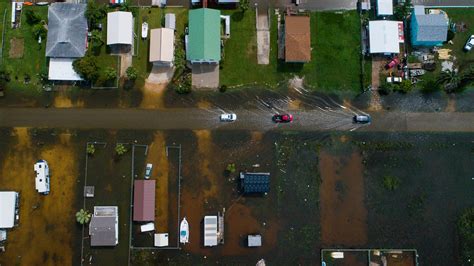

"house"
[285,15,311,63]
[165,13,176,31]
[89,206,118,247]
[34,160,50,195]
[45,3,87,81]
[133,180,156,222]
[149,28,175,66]
[377,0,393,16]
[369,20,404,55]
[0,191,19,229]
[411,6,448,46]
[204,215,218,247]
[240,172,270,194]
[107,11,133,46]
[187,8,221,64]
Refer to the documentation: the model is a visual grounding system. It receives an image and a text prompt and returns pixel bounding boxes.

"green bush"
[126,66,138,80]
[175,73,191,94]
[115,143,127,156]
[73,54,100,82]
[87,143,95,155]
[396,79,413,93]
[383,175,400,191]
[226,163,236,173]
[32,24,47,40]
[104,67,117,81]
[25,9,42,25]
[420,78,440,94]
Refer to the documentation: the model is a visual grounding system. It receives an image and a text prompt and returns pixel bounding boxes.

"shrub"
[396,79,413,93]
[219,85,227,93]
[383,175,400,191]
[115,143,127,156]
[32,24,47,40]
[226,163,236,173]
[104,67,117,81]
[25,9,42,25]
[87,143,95,155]
[75,209,91,224]
[126,66,138,80]
[175,73,191,94]
[73,54,99,81]
[420,78,440,94]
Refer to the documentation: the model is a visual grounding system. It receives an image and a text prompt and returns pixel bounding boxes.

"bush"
[396,79,413,93]
[87,143,95,155]
[383,175,400,191]
[32,24,47,40]
[420,78,440,94]
[226,163,236,173]
[458,207,474,265]
[126,66,138,80]
[86,0,107,28]
[73,54,99,82]
[115,143,127,156]
[25,9,42,25]
[175,73,191,94]
[104,67,117,81]
[219,85,227,93]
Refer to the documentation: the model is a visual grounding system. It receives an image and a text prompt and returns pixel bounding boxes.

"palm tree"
[437,70,462,93]
[115,143,127,156]
[76,209,91,225]
[87,143,95,155]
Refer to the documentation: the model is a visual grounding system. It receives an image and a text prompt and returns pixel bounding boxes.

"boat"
[141,22,148,39]
[179,217,189,244]
[36,2,49,6]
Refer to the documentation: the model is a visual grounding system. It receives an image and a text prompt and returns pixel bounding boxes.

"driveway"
[412,0,474,6]
[257,9,270,65]
[191,64,219,89]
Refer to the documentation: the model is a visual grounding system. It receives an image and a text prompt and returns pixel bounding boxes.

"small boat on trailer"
[179,217,189,244]
[141,22,148,39]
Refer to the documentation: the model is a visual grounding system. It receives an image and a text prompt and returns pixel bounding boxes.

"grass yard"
[443,8,474,70]
[220,10,363,93]
[2,5,48,94]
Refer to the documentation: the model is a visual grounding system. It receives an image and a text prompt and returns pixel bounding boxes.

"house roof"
[285,16,311,63]
[107,11,133,45]
[46,3,87,58]
[187,8,221,62]
[89,206,118,246]
[377,0,393,15]
[413,9,448,42]
[48,58,83,81]
[133,180,156,222]
[240,172,270,193]
[165,13,176,30]
[248,235,262,247]
[369,20,403,54]
[149,28,175,63]
[204,216,218,246]
[0,192,17,229]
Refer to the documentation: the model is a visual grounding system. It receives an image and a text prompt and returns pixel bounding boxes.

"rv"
[34,160,50,195]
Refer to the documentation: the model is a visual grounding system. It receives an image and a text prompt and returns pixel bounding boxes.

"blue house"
[240,172,270,194]
[411,6,448,46]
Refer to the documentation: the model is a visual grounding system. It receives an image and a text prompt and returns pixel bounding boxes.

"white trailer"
[34,160,50,195]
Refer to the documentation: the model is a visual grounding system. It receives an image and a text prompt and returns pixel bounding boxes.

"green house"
[187,8,221,63]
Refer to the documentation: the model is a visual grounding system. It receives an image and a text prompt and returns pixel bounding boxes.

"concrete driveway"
[191,64,219,89]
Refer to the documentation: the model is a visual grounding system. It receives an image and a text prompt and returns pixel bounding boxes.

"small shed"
[84,186,95,198]
[165,13,176,30]
[204,215,218,247]
[377,0,393,16]
[240,172,270,194]
[89,206,119,247]
[133,180,156,222]
[107,11,133,45]
[154,233,169,247]
[248,234,262,247]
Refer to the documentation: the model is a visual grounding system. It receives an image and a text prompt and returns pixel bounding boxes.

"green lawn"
[443,8,474,70]
[220,10,363,93]
[2,5,48,94]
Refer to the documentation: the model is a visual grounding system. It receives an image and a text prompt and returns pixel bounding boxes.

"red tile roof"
[133,180,156,222]
[285,16,311,63]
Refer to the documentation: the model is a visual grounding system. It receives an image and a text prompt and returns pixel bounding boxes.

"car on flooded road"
[273,114,293,123]
[220,113,237,122]
[353,114,371,124]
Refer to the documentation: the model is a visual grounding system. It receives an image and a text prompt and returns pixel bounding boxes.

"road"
[2,108,474,132]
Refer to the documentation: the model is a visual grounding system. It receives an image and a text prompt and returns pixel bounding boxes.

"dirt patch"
[146,132,170,231]
[197,100,212,109]
[319,150,367,246]
[140,82,166,109]
[0,130,78,265]
[288,98,302,110]
[193,130,218,199]
[445,94,456,112]
[9,38,24,58]
[250,131,263,143]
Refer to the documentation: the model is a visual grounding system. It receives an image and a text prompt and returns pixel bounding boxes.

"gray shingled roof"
[89,216,117,246]
[46,3,87,58]
[414,14,448,42]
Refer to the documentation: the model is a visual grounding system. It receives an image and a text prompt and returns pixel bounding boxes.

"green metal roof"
[187,8,221,62]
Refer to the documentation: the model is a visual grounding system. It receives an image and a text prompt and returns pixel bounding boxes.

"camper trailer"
[34,160,50,195]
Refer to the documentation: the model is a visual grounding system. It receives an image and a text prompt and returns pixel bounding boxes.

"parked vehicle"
[385,58,400,70]
[353,115,371,124]
[180,217,189,244]
[386,76,402,83]
[409,69,426,77]
[144,163,153,179]
[220,113,237,122]
[464,35,474,51]
[273,114,293,123]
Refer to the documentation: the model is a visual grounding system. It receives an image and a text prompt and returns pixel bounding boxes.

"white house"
[369,20,404,55]
[149,28,175,66]
[0,191,19,229]
[204,215,218,247]
[107,11,133,46]
[34,160,50,195]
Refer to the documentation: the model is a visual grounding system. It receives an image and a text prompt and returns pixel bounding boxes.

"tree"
[87,143,95,155]
[458,207,474,265]
[90,30,104,50]
[420,78,440,94]
[240,0,249,13]
[25,9,42,25]
[126,67,138,80]
[397,79,413,93]
[32,24,47,40]
[104,67,117,81]
[437,69,463,93]
[86,0,107,28]
[76,209,91,224]
[226,163,236,173]
[383,175,401,191]
[115,143,127,156]
[175,73,191,94]
[394,0,412,21]
[73,54,99,81]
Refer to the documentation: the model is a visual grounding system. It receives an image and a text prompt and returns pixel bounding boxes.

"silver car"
[220,113,237,122]
[464,35,474,51]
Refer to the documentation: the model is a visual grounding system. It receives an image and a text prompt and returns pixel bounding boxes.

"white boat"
[179,217,189,244]
[141,22,148,39]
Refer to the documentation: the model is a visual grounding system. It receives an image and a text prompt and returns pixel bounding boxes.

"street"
[2,108,474,132]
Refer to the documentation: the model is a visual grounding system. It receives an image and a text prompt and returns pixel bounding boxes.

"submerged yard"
[0,129,472,265]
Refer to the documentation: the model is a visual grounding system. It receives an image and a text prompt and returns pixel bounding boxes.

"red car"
[385,57,400,70]
[273,114,293,123]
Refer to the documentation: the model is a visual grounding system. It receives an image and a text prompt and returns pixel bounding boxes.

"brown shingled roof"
[133,180,156,222]
[285,16,311,63]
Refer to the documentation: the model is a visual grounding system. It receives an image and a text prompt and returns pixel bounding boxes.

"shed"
[377,0,393,16]
[89,206,118,246]
[369,20,404,54]
[133,180,156,222]
[149,28,175,65]
[154,233,169,247]
[187,8,221,63]
[48,58,83,81]
[285,16,311,63]
[204,215,218,247]
[84,186,95,198]
[107,11,133,45]
[34,160,50,194]
[165,13,176,30]
[411,6,448,46]
[0,192,19,229]
[248,234,262,247]
[240,172,270,194]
